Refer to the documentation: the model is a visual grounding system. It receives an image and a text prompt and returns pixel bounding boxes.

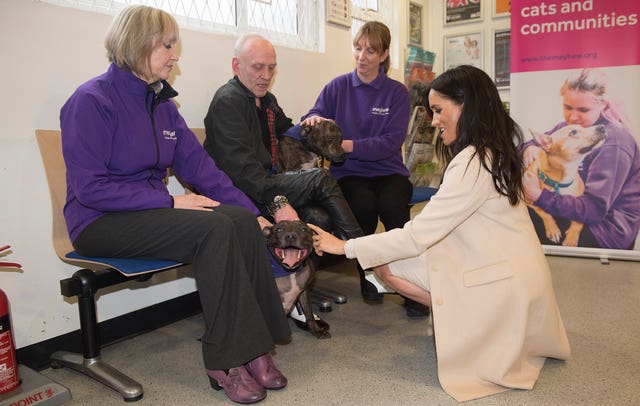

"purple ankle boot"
[207,366,266,404]
[245,353,287,390]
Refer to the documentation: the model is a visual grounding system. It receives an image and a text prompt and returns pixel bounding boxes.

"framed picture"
[444,32,483,70]
[493,29,511,88]
[492,0,510,18]
[409,2,423,47]
[326,0,351,28]
[445,0,483,26]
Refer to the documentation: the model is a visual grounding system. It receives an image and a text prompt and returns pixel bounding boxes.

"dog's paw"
[544,224,563,244]
[562,235,579,247]
[308,318,331,339]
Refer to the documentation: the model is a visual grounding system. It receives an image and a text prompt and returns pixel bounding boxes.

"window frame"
[42,0,322,52]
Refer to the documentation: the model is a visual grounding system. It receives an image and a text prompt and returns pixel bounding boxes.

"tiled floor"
[40,253,640,405]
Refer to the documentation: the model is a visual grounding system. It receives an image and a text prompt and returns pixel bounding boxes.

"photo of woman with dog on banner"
[510,0,640,257]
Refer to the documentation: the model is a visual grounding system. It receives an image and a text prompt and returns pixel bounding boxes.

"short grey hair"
[234,33,269,56]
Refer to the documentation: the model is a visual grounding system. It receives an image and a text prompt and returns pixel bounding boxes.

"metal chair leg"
[52,269,143,401]
[50,352,143,402]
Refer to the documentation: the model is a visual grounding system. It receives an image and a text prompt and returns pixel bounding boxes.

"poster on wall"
[510,0,640,260]
[445,0,482,25]
[409,2,423,46]
[493,29,510,88]
[493,0,510,17]
[444,32,483,70]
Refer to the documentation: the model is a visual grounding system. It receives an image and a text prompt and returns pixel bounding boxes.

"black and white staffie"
[263,220,331,339]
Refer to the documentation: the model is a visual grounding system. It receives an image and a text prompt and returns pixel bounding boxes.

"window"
[42,0,321,51]
[350,0,398,68]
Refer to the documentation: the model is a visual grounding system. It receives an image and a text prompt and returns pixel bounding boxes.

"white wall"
[2,0,513,350]
[426,0,511,101]
[0,0,415,349]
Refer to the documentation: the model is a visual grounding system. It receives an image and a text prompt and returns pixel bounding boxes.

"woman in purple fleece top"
[297,22,428,317]
[522,68,640,250]
[60,6,290,404]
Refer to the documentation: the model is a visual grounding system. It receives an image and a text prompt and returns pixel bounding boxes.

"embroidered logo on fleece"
[163,130,177,141]
[371,107,389,116]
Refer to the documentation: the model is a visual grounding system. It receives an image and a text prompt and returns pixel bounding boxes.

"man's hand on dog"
[273,204,299,222]
[308,224,347,256]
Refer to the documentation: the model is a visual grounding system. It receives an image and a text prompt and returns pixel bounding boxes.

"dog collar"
[537,168,574,194]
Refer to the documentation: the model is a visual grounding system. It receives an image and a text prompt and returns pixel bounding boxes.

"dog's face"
[533,124,606,164]
[301,121,346,164]
[263,220,315,270]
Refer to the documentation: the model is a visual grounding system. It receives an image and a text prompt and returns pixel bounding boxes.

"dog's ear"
[300,125,312,137]
[305,223,319,235]
[262,226,273,238]
[530,129,552,151]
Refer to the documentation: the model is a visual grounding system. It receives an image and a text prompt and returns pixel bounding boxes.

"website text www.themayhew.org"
[521,52,598,63]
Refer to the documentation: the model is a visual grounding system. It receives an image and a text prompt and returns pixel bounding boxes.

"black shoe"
[404,298,430,318]
[361,277,383,301]
[358,265,383,302]
[292,318,309,331]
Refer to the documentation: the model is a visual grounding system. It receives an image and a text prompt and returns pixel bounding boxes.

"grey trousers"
[73,204,291,370]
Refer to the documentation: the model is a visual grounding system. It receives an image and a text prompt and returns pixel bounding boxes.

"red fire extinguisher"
[0,245,21,395]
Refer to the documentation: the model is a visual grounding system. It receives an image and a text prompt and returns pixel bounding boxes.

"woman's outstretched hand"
[308,224,347,256]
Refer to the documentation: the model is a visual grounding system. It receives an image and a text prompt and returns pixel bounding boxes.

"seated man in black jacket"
[203,34,389,317]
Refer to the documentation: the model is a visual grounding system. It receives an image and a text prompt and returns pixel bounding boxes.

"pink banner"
[511,0,640,258]
[511,0,639,73]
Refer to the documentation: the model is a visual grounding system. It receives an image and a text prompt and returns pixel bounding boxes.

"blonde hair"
[105,5,179,79]
[353,21,391,73]
[561,68,630,130]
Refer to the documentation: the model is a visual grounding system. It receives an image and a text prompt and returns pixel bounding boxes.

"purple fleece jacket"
[294,68,410,179]
[526,117,640,249]
[60,64,259,243]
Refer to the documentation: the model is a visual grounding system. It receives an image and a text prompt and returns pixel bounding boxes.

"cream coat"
[350,146,571,402]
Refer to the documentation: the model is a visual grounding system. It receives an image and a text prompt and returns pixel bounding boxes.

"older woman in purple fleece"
[522,68,640,250]
[60,6,291,404]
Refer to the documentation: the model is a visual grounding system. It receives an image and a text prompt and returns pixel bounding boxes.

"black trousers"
[338,174,413,235]
[73,205,291,370]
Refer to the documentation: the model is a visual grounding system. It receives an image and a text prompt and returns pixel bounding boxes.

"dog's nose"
[596,125,606,135]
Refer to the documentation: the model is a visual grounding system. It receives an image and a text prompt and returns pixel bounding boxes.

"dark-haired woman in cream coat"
[309,65,571,402]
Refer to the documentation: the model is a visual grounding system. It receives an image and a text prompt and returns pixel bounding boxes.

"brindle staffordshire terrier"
[264,220,331,339]
[277,120,346,173]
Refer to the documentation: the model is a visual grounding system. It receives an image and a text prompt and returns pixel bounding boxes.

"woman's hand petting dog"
[300,115,331,126]
[307,223,347,256]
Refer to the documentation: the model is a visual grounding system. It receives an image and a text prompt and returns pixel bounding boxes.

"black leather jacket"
[204,76,293,206]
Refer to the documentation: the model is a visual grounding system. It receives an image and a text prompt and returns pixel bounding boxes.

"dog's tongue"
[276,247,307,268]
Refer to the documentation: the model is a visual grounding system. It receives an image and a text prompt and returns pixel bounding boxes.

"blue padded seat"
[65,251,181,276]
[410,186,438,205]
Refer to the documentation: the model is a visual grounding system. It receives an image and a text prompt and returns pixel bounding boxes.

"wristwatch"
[267,195,290,216]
